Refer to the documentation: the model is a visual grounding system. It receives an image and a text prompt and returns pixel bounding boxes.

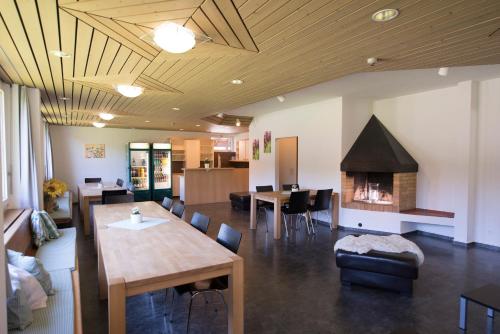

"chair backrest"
[116,178,124,187]
[312,189,333,211]
[282,184,299,191]
[256,185,273,192]
[287,190,310,214]
[103,194,135,205]
[127,183,135,192]
[171,202,185,218]
[216,223,242,254]
[161,197,173,211]
[190,212,210,234]
[85,177,101,183]
[101,189,127,204]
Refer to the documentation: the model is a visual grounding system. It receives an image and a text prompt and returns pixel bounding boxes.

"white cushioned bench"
[4,209,82,334]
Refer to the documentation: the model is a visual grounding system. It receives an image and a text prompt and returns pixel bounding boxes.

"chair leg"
[303,214,311,235]
[309,211,316,234]
[283,213,289,237]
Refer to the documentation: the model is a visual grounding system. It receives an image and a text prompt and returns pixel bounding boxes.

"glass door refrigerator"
[152,143,172,201]
[129,143,151,201]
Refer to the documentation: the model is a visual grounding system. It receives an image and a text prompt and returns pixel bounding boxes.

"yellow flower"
[43,178,68,199]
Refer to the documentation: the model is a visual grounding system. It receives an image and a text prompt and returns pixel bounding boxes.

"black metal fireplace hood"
[341,115,418,173]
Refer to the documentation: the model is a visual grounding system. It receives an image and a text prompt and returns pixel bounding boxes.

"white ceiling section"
[0,0,499,133]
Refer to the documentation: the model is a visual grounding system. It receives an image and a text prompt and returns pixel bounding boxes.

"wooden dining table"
[77,182,128,236]
[93,201,244,334]
[250,190,339,240]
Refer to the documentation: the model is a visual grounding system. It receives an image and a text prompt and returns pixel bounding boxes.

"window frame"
[0,88,8,204]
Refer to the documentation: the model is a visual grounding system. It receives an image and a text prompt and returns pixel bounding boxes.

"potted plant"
[130,207,143,224]
[204,158,210,169]
[43,179,68,213]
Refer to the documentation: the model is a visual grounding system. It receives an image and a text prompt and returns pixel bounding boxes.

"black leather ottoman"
[335,249,419,294]
[229,192,250,211]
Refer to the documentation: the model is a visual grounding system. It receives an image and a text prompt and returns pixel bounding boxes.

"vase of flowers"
[43,179,68,213]
[130,207,143,224]
[204,158,210,169]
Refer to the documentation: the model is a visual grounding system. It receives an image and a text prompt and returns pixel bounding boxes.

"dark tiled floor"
[74,202,500,334]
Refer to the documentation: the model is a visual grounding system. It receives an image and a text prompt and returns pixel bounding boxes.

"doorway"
[275,137,298,191]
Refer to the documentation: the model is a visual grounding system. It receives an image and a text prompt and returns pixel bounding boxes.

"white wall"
[50,126,224,198]
[248,97,343,197]
[474,78,500,247]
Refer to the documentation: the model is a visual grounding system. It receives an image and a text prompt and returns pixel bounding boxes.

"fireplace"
[341,116,418,213]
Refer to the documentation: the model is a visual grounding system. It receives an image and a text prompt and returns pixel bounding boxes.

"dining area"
[75,176,245,334]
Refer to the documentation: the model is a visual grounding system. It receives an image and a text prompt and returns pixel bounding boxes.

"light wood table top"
[77,182,128,236]
[94,201,244,333]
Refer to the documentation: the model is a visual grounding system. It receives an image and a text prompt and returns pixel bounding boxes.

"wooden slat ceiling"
[0,0,499,132]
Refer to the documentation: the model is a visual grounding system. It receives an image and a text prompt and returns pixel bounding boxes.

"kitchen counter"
[181,168,249,205]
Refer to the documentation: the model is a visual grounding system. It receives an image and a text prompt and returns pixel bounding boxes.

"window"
[0,89,7,202]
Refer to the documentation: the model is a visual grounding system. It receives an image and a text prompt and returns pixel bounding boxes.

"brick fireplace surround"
[341,172,417,213]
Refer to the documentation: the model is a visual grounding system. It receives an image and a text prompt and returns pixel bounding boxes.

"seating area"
[1,1,500,334]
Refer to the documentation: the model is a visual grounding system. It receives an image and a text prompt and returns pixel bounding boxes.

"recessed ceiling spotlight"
[153,23,195,54]
[367,57,378,66]
[50,50,72,58]
[236,119,241,127]
[230,79,244,85]
[172,107,180,111]
[438,67,449,76]
[216,113,224,118]
[145,120,151,123]
[195,124,201,127]
[114,84,144,98]
[92,122,106,128]
[59,96,71,101]
[179,128,184,131]
[371,9,399,22]
[277,95,285,102]
[99,112,114,121]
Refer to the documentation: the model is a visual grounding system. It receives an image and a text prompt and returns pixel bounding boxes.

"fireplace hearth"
[341,116,418,213]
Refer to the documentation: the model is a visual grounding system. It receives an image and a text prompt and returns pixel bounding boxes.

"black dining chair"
[170,223,242,332]
[171,202,185,219]
[161,197,173,211]
[255,185,274,232]
[101,189,127,204]
[127,183,135,192]
[308,189,333,232]
[282,190,310,237]
[103,194,135,204]
[116,178,124,187]
[85,177,101,183]
[282,184,299,191]
[190,212,210,234]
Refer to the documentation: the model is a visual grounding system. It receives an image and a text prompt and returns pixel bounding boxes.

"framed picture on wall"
[252,139,260,160]
[85,144,105,159]
[264,131,271,153]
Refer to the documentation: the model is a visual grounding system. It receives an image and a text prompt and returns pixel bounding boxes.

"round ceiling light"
[50,50,72,58]
[59,96,71,101]
[99,112,114,121]
[172,107,180,111]
[153,23,196,54]
[371,9,399,22]
[115,84,144,98]
[92,122,106,128]
[195,124,201,127]
[235,119,241,127]
[230,79,244,85]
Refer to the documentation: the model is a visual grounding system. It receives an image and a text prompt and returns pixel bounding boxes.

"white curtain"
[44,122,53,180]
[17,86,43,210]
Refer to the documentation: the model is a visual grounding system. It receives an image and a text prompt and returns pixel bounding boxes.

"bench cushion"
[336,249,418,279]
[36,228,76,272]
[9,269,74,334]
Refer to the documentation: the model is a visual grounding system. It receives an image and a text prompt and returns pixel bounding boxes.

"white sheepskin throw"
[334,234,425,266]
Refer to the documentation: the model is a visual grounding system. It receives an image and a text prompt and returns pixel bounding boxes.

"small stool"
[459,284,499,331]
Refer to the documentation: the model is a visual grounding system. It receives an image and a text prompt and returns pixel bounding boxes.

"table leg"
[228,257,244,334]
[108,278,126,334]
[331,193,339,230]
[459,297,468,330]
[273,198,281,240]
[250,193,257,230]
[487,308,494,318]
[98,243,108,300]
[83,197,90,236]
